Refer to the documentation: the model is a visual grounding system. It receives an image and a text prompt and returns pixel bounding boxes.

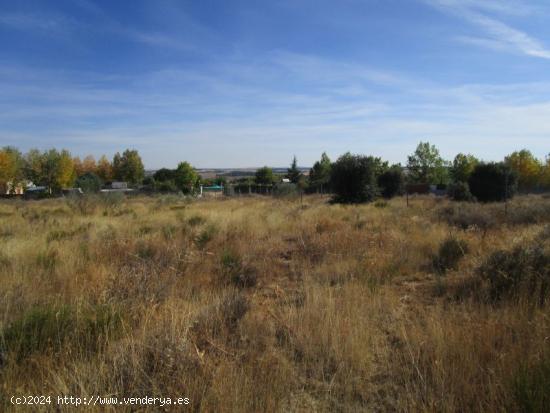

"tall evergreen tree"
[287,155,302,184]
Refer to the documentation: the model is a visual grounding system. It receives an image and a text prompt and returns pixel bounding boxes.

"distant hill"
[146,167,310,180]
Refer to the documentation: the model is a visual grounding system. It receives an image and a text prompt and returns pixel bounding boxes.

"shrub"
[75,172,103,193]
[187,215,206,227]
[273,183,298,198]
[477,243,550,304]
[432,237,469,274]
[468,162,518,202]
[195,224,217,249]
[190,291,249,349]
[377,168,404,199]
[438,204,496,232]
[506,201,550,226]
[330,153,380,203]
[448,181,473,201]
[156,180,179,193]
[66,195,99,215]
[220,250,257,288]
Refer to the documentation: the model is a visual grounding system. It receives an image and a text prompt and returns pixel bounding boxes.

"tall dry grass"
[0,194,549,412]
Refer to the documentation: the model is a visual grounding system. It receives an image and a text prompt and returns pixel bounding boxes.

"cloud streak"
[1,53,550,168]
[424,0,550,59]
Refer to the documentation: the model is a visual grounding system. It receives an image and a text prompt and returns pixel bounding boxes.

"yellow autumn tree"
[0,149,17,193]
[96,155,113,181]
[504,149,543,191]
[73,156,84,177]
[56,150,76,189]
[82,155,97,174]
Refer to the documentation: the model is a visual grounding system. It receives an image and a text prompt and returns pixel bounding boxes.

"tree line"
[0,148,145,194]
[307,142,550,203]
[1,143,549,202]
[274,142,549,203]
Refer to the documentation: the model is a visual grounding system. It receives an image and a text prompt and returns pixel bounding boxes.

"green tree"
[23,149,44,185]
[112,149,144,185]
[308,152,332,193]
[407,141,449,185]
[153,168,177,182]
[330,153,380,204]
[75,172,103,193]
[468,162,517,202]
[451,153,478,183]
[174,161,199,194]
[377,165,404,198]
[287,156,302,184]
[504,149,543,191]
[255,166,274,185]
[38,149,75,193]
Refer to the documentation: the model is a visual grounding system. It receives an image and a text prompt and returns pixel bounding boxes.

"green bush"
[75,172,103,193]
[156,180,179,193]
[377,167,404,199]
[273,183,298,198]
[448,181,474,201]
[468,162,517,202]
[477,243,549,304]
[432,237,469,274]
[330,153,380,204]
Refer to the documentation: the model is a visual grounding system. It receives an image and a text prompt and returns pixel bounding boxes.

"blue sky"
[1,0,549,168]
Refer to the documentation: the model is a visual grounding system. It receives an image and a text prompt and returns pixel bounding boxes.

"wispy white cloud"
[0,12,78,33]
[424,0,550,59]
[0,7,197,53]
[1,51,550,168]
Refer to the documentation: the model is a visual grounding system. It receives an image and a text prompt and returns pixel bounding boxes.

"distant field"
[1,194,549,412]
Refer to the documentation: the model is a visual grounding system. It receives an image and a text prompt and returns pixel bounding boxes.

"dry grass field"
[1,194,549,412]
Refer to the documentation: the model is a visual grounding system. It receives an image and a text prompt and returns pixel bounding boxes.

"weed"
[432,237,469,274]
[187,215,206,227]
[161,224,177,240]
[219,249,258,288]
[195,224,217,249]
